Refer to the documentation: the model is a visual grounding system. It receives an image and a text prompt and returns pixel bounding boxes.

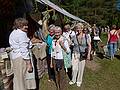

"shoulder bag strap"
[75,34,81,53]
[85,34,88,46]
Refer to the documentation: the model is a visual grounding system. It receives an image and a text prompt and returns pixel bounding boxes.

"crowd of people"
[8,18,120,90]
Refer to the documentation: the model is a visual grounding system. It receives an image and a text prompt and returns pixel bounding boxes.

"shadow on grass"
[96,52,110,60]
[96,52,104,59]
[115,55,120,60]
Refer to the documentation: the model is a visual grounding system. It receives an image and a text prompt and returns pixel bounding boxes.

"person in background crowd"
[63,23,75,40]
[31,31,47,90]
[62,23,76,53]
[69,23,91,87]
[92,24,101,55]
[51,26,69,90]
[117,27,120,51]
[62,23,75,80]
[46,24,56,82]
[107,25,119,60]
[9,18,35,90]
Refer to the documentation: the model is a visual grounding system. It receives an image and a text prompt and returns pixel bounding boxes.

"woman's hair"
[13,18,28,29]
[111,24,117,30]
[75,23,84,29]
[83,26,89,33]
[48,24,55,31]
[54,26,62,32]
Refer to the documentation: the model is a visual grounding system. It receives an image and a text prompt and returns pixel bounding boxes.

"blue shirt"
[46,34,54,55]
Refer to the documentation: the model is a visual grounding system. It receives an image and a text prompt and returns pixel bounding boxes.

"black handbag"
[76,34,88,61]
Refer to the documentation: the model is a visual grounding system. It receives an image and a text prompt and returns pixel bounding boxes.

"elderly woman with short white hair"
[9,18,36,90]
[51,26,70,90]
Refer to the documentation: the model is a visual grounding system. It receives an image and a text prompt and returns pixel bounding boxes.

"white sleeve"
[18,33,30,60]
[64,40,71,53]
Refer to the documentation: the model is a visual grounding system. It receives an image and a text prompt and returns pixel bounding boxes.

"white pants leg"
[77,60,85,83]
[71,53,79,83]
[12,57,27,90]
[72,65,78,83]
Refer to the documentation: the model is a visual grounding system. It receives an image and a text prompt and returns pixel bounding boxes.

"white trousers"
[72,53,85,83]
[12,57,36,90]
[12,57,27,90]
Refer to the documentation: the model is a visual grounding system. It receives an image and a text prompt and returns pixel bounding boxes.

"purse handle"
[75,34,81,53]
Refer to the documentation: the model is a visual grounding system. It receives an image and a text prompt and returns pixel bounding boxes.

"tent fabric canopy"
[36,0,88,24]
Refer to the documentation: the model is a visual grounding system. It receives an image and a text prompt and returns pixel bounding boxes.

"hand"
[50,63,53,68]
[59,40,67,52]
[26,60,33,73]
[59,40,64,47]
[87,54,90,60]
[27,64,33,73]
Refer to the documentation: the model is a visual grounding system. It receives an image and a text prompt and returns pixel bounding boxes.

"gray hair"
[13,18,28,29]
[48,24,55,31]
[54,26,62,32]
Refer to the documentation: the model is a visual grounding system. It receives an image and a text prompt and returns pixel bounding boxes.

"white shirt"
[9,29,32,60]
[52,36,63,59]
[63,30,75,46]
[63,30,75,40]
[63,32,71,42]
[51,36,71,59]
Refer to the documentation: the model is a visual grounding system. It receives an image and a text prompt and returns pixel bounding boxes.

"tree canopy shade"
[37,0,88,24]
[50,0,120,26]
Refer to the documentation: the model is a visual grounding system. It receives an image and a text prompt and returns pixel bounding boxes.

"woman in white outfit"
[51,26,70,90]
[69,23,91,87]
[9,18,35,90]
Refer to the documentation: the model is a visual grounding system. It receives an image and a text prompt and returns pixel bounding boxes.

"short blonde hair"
[75,23,84,29]
[13,18,28,29]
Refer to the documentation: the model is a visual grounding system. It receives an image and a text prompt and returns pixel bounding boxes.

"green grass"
[40,58,120,90]
[83,58,120,90]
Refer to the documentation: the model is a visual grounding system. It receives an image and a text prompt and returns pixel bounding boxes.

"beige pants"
[12,57,27,90]
[72,53,85,83]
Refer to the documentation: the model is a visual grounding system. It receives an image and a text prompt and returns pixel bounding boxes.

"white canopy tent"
[36,0,88,24]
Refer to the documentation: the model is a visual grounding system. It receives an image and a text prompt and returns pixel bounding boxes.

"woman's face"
[55,30,62,39]
[64,24,70,32]
[49,29,54,36]
[76,26,83,34]
[21,25,28,32]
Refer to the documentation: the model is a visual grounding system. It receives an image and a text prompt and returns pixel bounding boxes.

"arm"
[87,35,91,60]
[59,40,67,52]
[87,41,91,60]
[107,32,110,44]
[93,29,96,36]
[117,31,119,39]
[63,40,71,53]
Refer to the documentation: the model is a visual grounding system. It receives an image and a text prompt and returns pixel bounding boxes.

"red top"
[109,32,118,43]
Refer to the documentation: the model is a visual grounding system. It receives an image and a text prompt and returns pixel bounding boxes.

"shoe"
[69,81,75,85]
[76,82,81,87]
[48,79,52,82]
[93,52,96,55]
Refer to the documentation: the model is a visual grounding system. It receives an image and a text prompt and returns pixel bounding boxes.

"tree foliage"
[50,0,120,26]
